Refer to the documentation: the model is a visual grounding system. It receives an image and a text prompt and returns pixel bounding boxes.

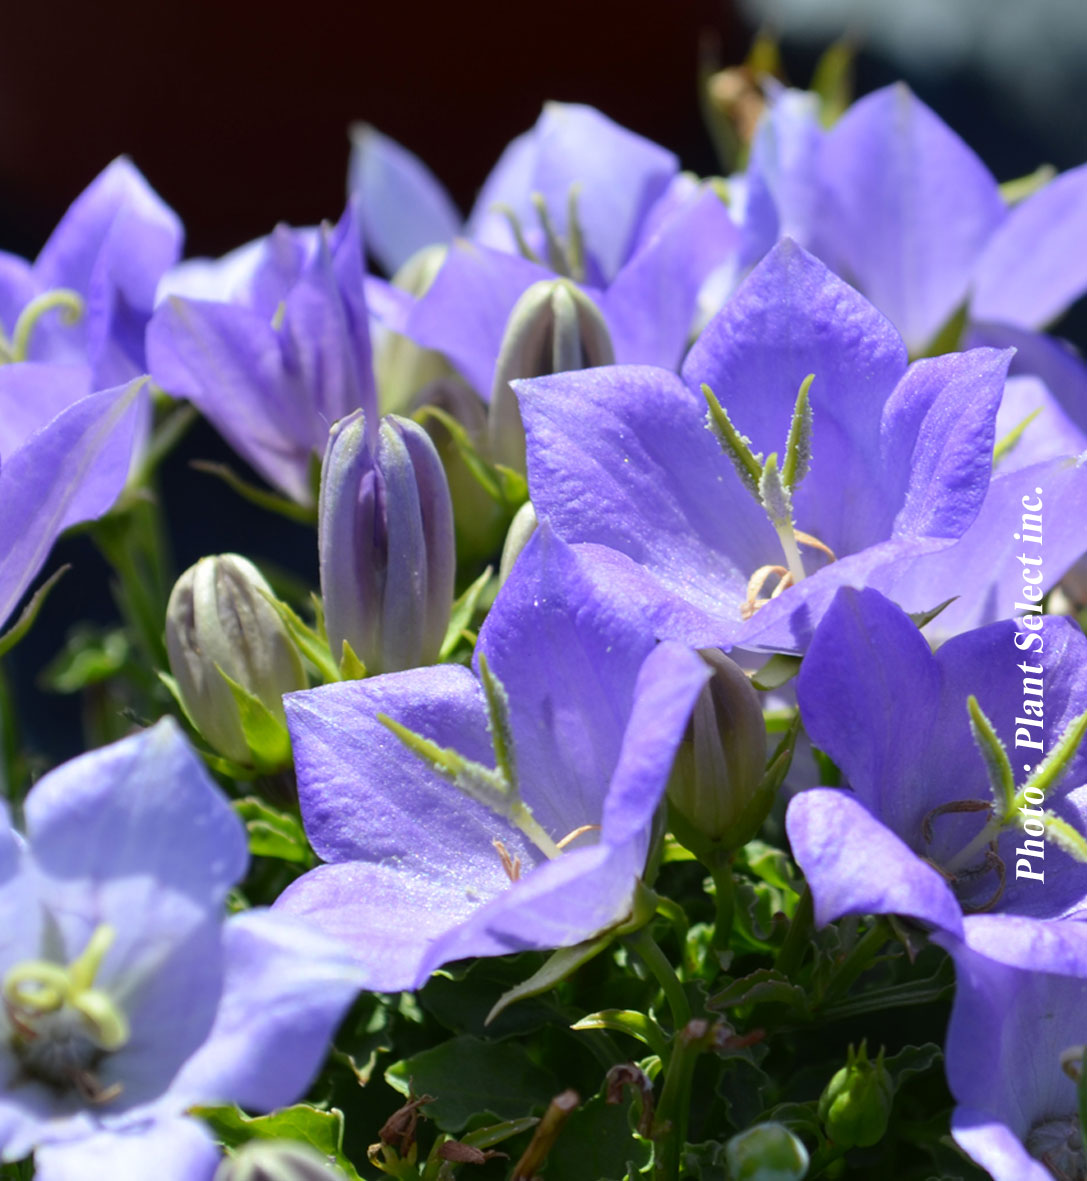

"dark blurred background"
[4,0,1086,764]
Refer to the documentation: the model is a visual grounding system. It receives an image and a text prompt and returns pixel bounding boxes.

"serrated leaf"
[217,665,291,770]
[708,968,809,1014]
[441,566,493,660]
[385,1036,560,1132]
[486,933,615,1024]
[571,1010,669,1059]
[751,653,802,691]
[192,1103,362,1180]
[0,564,69,659]
[883,1043,943,1092]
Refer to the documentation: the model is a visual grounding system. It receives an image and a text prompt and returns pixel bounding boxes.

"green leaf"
[385,1035,561,1132]
[0,564,70,660]
[39,623,130,693]
[540,1091,650,1181]
[233,796,313,864]
[708,968,809,1015]
[192,1103,362,1181]
[461,1115,541,1149]
[217,665,292,770]
[440,566,493,660]
[883,1043,943,1092]
[750,653,802,692]
[570,1009,669,1059]
[967,695,1016,817]
[190,459,317,523]
[486,933,615,1024]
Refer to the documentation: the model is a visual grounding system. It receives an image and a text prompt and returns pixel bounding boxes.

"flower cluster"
[3,53,1087,1181]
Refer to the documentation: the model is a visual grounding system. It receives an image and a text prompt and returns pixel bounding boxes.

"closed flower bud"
[667,648,768,853]
[724,1122,810,1180]
[817,1042,894,1149]
[214,1140,348,1181]
[319,408,455,676]
[489,278,614,473]
[165,555,306,768]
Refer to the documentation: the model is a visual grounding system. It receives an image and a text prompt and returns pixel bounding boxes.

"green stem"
[774,884,814,978]
[626,928,691,1030]
[709,852,735,951]
[652,1020,714,1181]
[821,919,891,1006]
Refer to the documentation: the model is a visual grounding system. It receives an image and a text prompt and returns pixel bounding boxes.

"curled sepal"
[967,695,1016,818]
[702,381,764,496]
[781,373,814,491]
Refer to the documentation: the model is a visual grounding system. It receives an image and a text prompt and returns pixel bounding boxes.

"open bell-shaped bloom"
[147,204,376,504]
[274,528,709,991]
[516,239,1012,653]
[938,914,1087,1181]
[786,587,1087,939]
[0,719,362,1181]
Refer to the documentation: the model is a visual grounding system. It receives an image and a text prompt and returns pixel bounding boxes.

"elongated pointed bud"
[817,1042,893,1149]
[319,408,455,675]
[489,278,613,473]
[724,1122,809,1180]
[165,555,306,767]
[213,1140,348,1180]
[667,649,768,853]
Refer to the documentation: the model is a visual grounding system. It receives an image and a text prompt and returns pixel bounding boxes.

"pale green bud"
[724,1122,810,1180]
[667,649,769,852]
[817,1042,894,1149]
[165,554,306,767]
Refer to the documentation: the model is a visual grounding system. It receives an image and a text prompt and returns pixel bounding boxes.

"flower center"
[3,924,129,1102]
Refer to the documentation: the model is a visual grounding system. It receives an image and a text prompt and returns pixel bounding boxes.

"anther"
[493,839,521,882]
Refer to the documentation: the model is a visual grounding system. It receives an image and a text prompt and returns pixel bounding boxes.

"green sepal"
[157,669,200,731]
[751,653,802,691]
[1044,813,1087,863]
[994,407,1042,465]
[440,566,493,660]
[191,1103,362,1181]
[570,1009,670,1059]
[812,38,856,127]
[339,639,367,681]
[0,565,70,660]
[918,301,968,359]
[702,382,764,495]
[216,665,292,771]
[189,460,317,524]
[908,596,959,629]
[781,373,814,492]
[1000,163,1056,206]
[967,695,1016,818]
[485,932,616,1025]
[414,404,526,511]
[233,797,314,865]
[257,588,340,684]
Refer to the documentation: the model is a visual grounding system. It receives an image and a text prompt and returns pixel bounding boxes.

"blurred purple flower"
[0,719,361,1181]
